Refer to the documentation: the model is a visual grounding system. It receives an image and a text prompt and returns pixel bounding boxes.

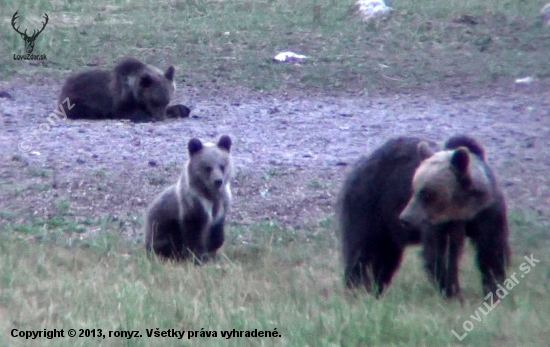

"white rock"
[273,51,307,63]
[356,0,393,21]
[515,76,535,84]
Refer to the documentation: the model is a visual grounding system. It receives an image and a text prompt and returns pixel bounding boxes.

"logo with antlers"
[11,10,49,54]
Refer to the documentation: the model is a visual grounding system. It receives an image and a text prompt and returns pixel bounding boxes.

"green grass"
[1,0,548,92]
[1,0,550,345]
[0,213,549,346]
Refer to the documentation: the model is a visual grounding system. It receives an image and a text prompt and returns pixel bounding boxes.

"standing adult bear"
[338,135,510,299]
[57,57,190,122]
[145,135,234,263]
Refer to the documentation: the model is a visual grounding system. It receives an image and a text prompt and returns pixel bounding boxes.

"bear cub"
[145,135,234,262]
[338,135,510,299]
[58,57,190,122]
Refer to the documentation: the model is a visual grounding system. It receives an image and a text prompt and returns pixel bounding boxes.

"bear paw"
[166,104,191,118]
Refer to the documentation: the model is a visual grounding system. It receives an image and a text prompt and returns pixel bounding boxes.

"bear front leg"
[206,219,225,253]
[182,214,209,264]
[422,224,454,297]
[443,222,466,298]
[166,104,191,118]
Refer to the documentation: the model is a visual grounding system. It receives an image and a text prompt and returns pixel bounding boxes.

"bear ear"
[140,74,154,88]
[164,66,175,81]
[188,138,203,156]
[451,147,470,175]
[417,141,434,159]
[217,135,232,152]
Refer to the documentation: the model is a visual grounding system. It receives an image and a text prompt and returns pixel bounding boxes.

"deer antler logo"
[11,11,49,54]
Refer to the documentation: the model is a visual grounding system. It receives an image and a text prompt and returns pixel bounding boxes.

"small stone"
[0,91,13,99]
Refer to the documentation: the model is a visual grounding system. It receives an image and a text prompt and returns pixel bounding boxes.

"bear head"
[399,140,494,227]
[131,64,176,121]
[186,135,233,199]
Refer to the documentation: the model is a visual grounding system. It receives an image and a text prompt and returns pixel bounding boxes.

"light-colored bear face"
[133,65,176,120]
[186,135,233,198]
[399,143,494,226]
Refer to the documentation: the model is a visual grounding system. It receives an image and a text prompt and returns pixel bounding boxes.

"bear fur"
[337,137,438,296]
[57,57,190,122]
[145,135,233,262]
[400,135,510,298]
[338,135,510,299]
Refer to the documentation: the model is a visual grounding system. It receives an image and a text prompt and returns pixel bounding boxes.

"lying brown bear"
[57,57,190,122]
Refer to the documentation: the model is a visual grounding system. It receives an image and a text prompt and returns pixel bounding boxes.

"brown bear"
[400,135,510,298]
[338,135,510,299]
[145,135,234,262]
[337,137,438,296]
[57,57,190,122]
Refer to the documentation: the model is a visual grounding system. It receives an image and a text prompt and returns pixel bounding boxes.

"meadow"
[0,214,549,346]
[0,0,549,91]
[1,0,549,346]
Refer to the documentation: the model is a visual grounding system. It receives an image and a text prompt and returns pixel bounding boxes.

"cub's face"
[187,135,233,196]
[136,65,176,121]
[399,145,493,227]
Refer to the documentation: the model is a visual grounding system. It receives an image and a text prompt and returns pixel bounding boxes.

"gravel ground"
[1,77,549,240]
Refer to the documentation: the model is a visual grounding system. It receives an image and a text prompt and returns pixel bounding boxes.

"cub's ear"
[164,66,175,81]
[417,141,434,159]
[451,147,470,175]
[140,74,154,88]
[188,138,203,156]
[217,135,232,152]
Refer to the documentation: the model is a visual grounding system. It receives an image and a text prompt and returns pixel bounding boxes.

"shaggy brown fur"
[57,57,190,122]
[338,135,510,299]
[400,135,510,298]
[337,137,438,296]
[145,135,233,262]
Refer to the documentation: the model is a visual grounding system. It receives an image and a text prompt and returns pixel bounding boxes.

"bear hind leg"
[466,210,510,296]
[344,253,375,293]
[472,237,509,296]
[148,219,186,261]
[372,244,404,297]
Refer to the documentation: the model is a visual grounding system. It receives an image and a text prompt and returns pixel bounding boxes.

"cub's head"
[399,138,494,227]
[134,64,176,121]
[186,135,233,197]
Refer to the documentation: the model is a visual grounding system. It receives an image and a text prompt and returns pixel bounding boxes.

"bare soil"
[1,77,549,240]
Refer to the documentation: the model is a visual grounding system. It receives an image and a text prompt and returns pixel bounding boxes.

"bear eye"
[205,166,213,173]
[220,165,225,173]
[419,189,437,205]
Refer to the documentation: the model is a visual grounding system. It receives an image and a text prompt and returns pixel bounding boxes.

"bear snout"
[213,179,223,189]
[399,202,422,228]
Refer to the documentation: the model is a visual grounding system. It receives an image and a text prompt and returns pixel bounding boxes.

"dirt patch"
[1,77,549,239]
